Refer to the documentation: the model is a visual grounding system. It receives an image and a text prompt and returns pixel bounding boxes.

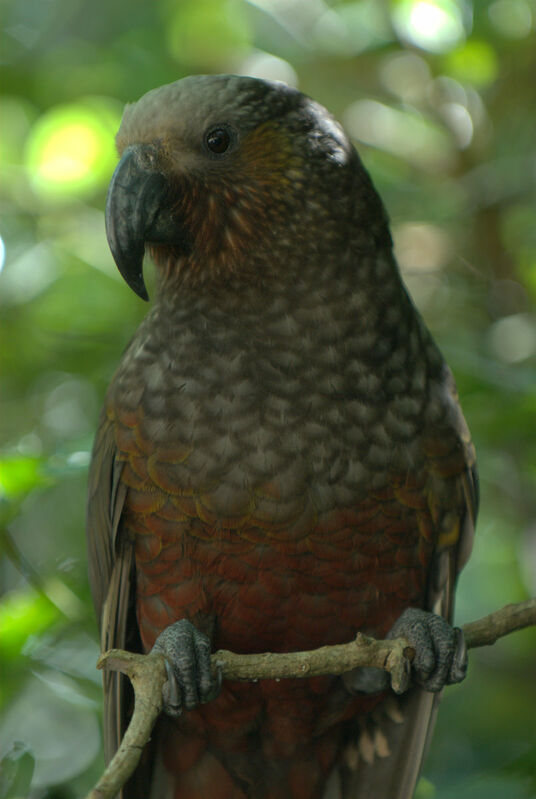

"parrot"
[87,74,478,799]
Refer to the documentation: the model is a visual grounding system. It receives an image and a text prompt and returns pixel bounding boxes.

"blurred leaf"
[505,742,536,796]
[444,40,498,86]
[0,97,37,168]
[0,456,48,499]
[0,589,58,663]
[0,742,35,799]
[165,0,252,66]
[415,775,436,798]
[24,630,101,684]
[315,0,393,56]
[0,673,100,788]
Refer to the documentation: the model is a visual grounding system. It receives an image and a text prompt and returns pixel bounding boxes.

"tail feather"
[332,689,439,799]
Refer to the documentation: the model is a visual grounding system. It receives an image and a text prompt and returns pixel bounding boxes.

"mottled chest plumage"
[110,258,438,514]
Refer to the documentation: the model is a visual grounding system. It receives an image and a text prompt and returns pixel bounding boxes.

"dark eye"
[205,126,233,155]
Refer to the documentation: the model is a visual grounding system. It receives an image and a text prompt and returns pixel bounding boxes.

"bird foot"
[387,607,467,692]
[151,619,221,716]
[343,608,467,695]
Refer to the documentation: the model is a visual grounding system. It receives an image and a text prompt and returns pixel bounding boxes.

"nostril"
[137,143,161,171]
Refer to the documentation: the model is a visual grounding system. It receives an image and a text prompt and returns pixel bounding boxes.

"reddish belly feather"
[119,460,434,796]
[123,485,432,658]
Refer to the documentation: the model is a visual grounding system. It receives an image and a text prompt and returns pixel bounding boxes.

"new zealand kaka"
[87,75,477,799]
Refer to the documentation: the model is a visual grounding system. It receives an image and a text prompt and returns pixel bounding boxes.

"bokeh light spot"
[393,0,467,53]
[488,0,533,38]
[440,102,473,148]
[0,234,5,274]
[344,99,451,169]
[25,99,121,200]
[394,222,452,273]
[240,51,298,86]
[488,314,536,363]
[38,123,100,182]
[380,52,432,102]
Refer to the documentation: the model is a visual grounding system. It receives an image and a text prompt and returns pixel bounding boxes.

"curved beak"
[105,145,187,300]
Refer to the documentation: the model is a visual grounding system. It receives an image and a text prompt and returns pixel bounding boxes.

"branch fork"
[87,598,536,799]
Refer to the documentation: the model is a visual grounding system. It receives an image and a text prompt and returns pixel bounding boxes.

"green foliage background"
[1,1,535,796]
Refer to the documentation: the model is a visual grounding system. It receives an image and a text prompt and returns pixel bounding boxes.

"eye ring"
[204,125,235,156]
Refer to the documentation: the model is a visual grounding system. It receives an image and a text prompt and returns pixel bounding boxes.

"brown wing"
[87,409,151,795]
[337,367,478,799]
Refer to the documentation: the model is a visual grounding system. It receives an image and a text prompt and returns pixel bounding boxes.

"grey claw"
[151,619,219,716]
[387,608,468,693]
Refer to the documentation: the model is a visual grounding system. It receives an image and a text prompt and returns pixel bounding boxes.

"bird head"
[105,74,389,300]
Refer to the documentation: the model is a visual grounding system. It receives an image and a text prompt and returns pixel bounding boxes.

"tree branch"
[462,598,536,648]
[86,598,536,799]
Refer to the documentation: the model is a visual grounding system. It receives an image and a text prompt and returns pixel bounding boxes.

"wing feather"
[87,410,151,796]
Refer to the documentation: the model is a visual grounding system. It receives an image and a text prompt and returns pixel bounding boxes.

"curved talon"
[163,659,182,717]
[448,626,468,684]
[203,661,223,703]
